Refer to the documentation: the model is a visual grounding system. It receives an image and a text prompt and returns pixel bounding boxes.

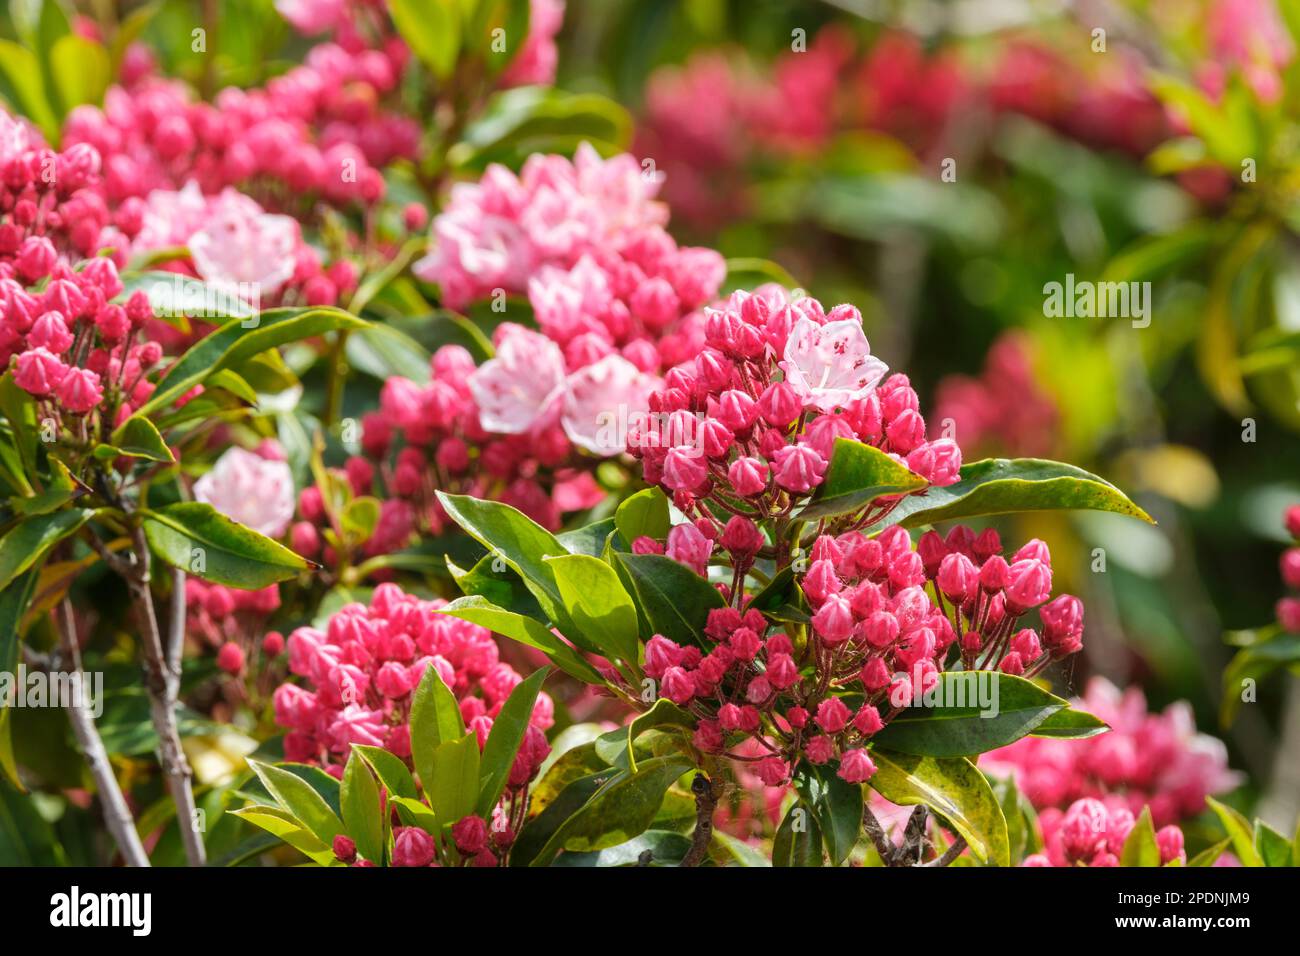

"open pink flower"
[561,355,659,455]
[188,188,299,295]
[194,447,296,538]
[274,0,347,35]
[469,324,565,434]
[780,314,888,413]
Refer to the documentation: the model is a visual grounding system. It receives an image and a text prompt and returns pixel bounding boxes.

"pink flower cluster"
[931,331,1058,458]
[0,109,115,266]
[414,144,726,376]
[274,583,554,778]
[185,578,283,678]
[638,522,1082,789]
[985,678,1241,828]
[1024,797,1186,867]
[1276,504,1300,633]
[62,42,410,211]
[629,289,961,512]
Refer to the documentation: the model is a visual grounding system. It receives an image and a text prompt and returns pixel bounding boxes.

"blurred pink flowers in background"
[194,447,297,539]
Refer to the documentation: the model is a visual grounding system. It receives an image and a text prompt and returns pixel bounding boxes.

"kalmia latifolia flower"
[272,582,553,782]
[413,144,725,377]
[985,677,1241,827]
[1023,797,1187,867]
[194,446,297,538]
[621,290,1085,788]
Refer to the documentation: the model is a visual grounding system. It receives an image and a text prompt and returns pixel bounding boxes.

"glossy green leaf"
[388,0,460,78]
[868,749,1010,867]
[477,667,549,816]
[615,552,725,649]
[772,802,824,867]
[552,829,691,867]
[530,755,692,866]
[798,438,928,520]
[594,698,694,772]
[0,569,40,789]
[228,805,334,866]
[1187,838,1231,867]
[871,672,1067,757]
[881,458,1153,529]
[1205,797,1263,867]
[1120,806,1161,867]
[1254,820,1292,867]
[512,768,618,867]
[427,733,480,828]
[545,553,640,671]
[353,744,418,802]
[1030,707,1110,739]
[107,414,175,463]
[0,39,58,140]
[615,487,671,545]
[440,596,604,685]
[247,759,344,849]
[141,502,309,588]
[409,664,466,795]
[0,508,91,592]
[136,307,367,419]
[341,750,385,865]
[795,763,864,866]
[49,34,109,112]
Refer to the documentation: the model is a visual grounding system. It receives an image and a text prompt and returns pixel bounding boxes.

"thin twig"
[55,599,151,867]
[679,774,720,867]
[862,803,898,866]
[167,567,186,680]
[925,836,968,867]
[901,805,929,866]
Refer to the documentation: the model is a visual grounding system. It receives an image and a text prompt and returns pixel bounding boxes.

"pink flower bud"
[812,593,854,645]
[666,522,713,577]
[1060,798,1109,862]
[263,631,285,657]
[57,366,103,414]
[13,347,68,396]
[662,446,708,492]
[716,389,758,431]
[766,652,800,690]
[217,642,245,675]
[801,559,842,605]
[853,704,884,736]
[756,756,789,787]
[1156,825,1185,864]
[452,815,489,855]
[332,835,357,863]
[1010,628,1042,662]
[661,666,695,705]
[392,826,436,867]
[727,456,768,496]
[758,381,802,427]
[814,697,851,734]
[772,443,827,493]
[979,555,1010,592]
[863,611,900,649]
[937,552,978,602]
[999,651,1024,675]
[28,312,73,353]
[720,515,764,559]
[644,635,683,679]
[1005,558,1052,612]
[860,657,891,692]
[1280,548,1300,589]
[837,748,877,784]
[375,661,414,698]
[806,735,834,764]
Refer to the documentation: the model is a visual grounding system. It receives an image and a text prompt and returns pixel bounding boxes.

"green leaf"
[0,780,65,865]
[436,492,580,639]
[0,373,38,483]
[552,829,692,867]
[615,552,725,649]
[247,759,344,849]
[341,496,381,546]
[772,802,824,867]
[545,553,640,671]
[409,664,466,794]
[871,672,1068,757]
[388,0,460,79]
[530,755,693,866]
[136,306,367,420]
[0,39,58,140]
[49,34,109,113]
[227,806,334,866]
[1205,797,1263,867]
[868,750,1010,867]
[881,458,1153,529]
[446,551,544,619]
[0,508,91,592]
[0,569,40,788]
[345,323,432,384]
[141,502,309,588]
[352,745,418,802]
[713,830,773,867]
[341,750,385,865]
[427,733,480,828]
[512,768,617,867]
[594,698,694,772]
[615,487,670,545]
[797,438,928,520]
[557,517,619,557]
[795,763,864,866]
[440,595,604,685]
[477,667,549,816]
[1187,838,1230,867]
[107,414,174,463]
[1120,806,1161,867]
[1254,820,1292,867]
[452,88,633,170]
[1029,707,1110,739]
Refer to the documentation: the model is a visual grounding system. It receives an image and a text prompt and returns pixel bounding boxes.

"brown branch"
[55,599,151,867]
[862,803,898,866]
[901,805,929,866]
[925,836,968,867]
[679,773,721,867]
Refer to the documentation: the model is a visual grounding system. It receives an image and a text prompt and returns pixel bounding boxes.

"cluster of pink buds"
[1276,504,1300,633]
[62,41,409,211]
[0,109,114,266]
[931,331,1058,458]
[184,578,283,679]
[1025,797,1186,867]
[273,582,553,778]
[641,522,1083,788]
[628,288,962,516]
[2,248,166,421]
[414,144,726,375]
[985,677,1240,827]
